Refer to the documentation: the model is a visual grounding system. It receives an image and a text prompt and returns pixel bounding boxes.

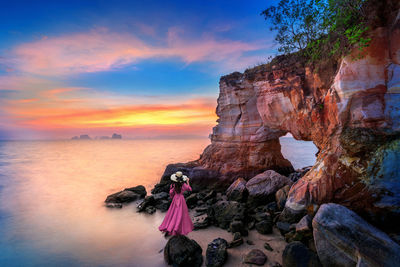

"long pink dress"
[158,183,194,235]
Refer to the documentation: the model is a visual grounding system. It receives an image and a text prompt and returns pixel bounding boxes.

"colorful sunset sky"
[0,0,278,140]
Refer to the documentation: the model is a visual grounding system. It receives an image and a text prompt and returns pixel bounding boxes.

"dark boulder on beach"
[246,170,293,207]
[206,238,228,267]
[105,185,147,204]
[124,185,147,198]
[313,203,400,267]
[155,199,170,212]
[208,200,246,229]
[159,162,222,191]
[164,235,203,267]
[243,249,267,266]
[282,241,321,267]
[136,195,155,212]
[151,182,171,194]
[105,190,141,203]
[226,177,248,202]
[255,219,273,235]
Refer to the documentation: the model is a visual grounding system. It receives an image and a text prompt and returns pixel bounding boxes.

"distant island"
[71,133,122,140]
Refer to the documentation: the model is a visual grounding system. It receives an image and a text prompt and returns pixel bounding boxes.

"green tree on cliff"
[261,0,371,60]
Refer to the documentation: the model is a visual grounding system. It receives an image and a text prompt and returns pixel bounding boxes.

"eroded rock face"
[157,4,400,227]
[313,203,400,267]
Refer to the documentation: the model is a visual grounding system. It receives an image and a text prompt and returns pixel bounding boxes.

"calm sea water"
[0,137,317,267]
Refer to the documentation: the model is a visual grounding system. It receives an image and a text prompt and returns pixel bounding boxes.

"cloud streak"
[10,28,267,76]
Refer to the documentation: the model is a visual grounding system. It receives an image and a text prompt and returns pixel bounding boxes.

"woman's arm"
[184,178,192,192]
[169,184,176,198]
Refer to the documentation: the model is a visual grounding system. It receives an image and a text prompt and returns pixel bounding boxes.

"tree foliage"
[261,0,371,61]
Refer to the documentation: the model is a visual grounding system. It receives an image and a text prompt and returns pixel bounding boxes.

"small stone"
[193,214,210,229]
[246,240,254,245]
[243,249,267,266]
[145,206,156,214]
[228,232,243,248]
[264,242,273,251]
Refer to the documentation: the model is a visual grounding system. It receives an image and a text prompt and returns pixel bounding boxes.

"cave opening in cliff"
[279,133,318,170]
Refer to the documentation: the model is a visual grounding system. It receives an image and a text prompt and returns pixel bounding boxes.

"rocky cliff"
[159,3,400,230]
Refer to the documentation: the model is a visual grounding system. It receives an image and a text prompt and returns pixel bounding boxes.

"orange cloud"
[2,87,217,138]
[11,28,265,75]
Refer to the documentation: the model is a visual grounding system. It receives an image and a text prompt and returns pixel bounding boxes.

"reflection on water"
[0,139,209,267]
[0,138,316,267]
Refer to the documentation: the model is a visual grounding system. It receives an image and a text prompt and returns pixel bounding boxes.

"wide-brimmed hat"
[170,171,188,182]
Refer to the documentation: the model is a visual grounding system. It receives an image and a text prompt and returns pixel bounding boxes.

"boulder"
[105,190,141,203]
[246,170,292,207]
[276,221,291,235]
[155,199,170,212]
[282,241,321,267]
[145,206,156,214]
[229,232,244,248]
[229,220,247,236]
[136,195,155,212]
[255,219,273,235]
[276,185,291,210]
[164,235,203,267]
[203,190,216,201]
[152,191,169,202]
[313,203,400,267]
[295,215,312,234]
[209,200,246,229]
[185,193,198,207]
[124,185,147,198]
[159,162,222,191]
[226,177,248,202]
[243,249,267,266]
[151,182,170,194]
[206,238,228,267]
[193,214,210,229]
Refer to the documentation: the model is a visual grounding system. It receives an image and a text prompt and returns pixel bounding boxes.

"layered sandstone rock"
[158,2,400,229]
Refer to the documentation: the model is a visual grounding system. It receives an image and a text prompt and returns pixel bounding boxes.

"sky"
[0,0,279,140]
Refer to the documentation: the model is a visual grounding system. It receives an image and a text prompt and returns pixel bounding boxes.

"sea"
[0,137,317,267]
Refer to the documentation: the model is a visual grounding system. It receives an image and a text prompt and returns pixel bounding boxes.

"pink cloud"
[11,28,267,75]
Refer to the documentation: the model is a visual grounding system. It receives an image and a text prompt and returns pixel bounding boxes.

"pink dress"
[158,183,194,235]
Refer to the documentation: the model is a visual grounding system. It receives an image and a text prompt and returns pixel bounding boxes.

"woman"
[158,171,194,236]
